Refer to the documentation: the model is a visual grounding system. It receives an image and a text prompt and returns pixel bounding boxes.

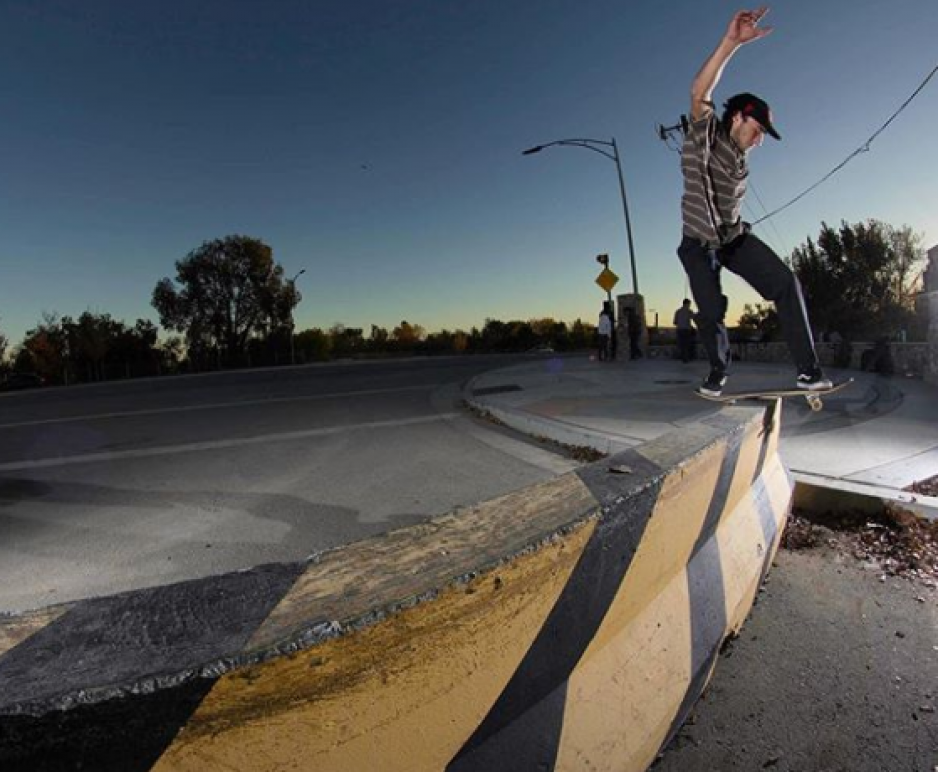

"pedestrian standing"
[597,305,613,361]
[673,298,697,363]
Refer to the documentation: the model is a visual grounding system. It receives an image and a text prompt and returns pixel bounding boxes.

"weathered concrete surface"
[0,358,581,614]
[0,404,790,772]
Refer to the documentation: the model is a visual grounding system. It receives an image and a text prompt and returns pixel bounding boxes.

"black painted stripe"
[447,450,666,771]
[660,432,743,751]
[751,402,778,485]
[448,681,571,772]
[691,432,743,561]
[0,561,307,771]
[0,678,216,772]
[752,405,777,482]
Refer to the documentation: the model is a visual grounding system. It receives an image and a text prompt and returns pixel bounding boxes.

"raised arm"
[690,7,773,120]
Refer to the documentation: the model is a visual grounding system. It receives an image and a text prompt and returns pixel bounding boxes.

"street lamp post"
[522,137,639,296]
[289,269,306,366]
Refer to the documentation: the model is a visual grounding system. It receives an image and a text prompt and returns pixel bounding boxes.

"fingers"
[735,7,773,40]
[737,7,769,26]
[726,7,773,43]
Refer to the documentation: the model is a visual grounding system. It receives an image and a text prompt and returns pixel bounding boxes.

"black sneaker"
[796,366,833,391]
[698,369,727,397]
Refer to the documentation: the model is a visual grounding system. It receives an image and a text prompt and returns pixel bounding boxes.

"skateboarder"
[677,7,832,397]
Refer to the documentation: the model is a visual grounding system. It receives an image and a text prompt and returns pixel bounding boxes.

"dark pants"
[676,329,695,362]
[597,334,610,361]
[677,233,818,373]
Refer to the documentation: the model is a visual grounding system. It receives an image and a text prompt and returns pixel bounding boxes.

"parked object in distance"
[0,372,44,391]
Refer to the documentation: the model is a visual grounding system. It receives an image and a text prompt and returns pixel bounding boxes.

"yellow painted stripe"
[556,566,693,771]
[152,520,597,772]
[547,442,726,771]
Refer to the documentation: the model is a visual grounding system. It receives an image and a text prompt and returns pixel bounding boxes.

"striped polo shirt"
[680,109,748,247]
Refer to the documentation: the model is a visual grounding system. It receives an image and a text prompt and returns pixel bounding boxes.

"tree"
[295,328,332,361]
[369,325,390,351]
[392,320,425,349]
[789,219,926,340]
[736,303,780,342]
[20,312,69,383]
[157,336,185,373]
[67,311,122,381]
[452,330,470,353]
[480,319,510,351]
[568,319,594,350]
[152,236,298,367]
[884,224,927,338]
[17,311,164,383]
[0,317,8,369]
[329,324,364,358]
[112,319,162,378]
[529,317,557,339]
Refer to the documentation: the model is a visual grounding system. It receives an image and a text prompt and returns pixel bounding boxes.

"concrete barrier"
[0,403,791,772]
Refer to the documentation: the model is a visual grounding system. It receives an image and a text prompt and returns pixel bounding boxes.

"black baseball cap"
[724,93,781,140]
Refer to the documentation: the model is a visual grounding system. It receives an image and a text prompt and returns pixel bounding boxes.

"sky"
[1,0,936,346]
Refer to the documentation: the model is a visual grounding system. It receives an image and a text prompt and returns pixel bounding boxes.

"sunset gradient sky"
[1,0,936,345]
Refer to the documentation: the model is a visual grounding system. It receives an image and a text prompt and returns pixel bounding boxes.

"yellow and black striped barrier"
[0,402,790,771]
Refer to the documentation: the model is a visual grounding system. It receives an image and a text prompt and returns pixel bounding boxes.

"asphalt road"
[654,544,938,772]
[0,354,577,613]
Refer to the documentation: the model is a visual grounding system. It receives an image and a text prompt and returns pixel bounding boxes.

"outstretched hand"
[725,7,773,45]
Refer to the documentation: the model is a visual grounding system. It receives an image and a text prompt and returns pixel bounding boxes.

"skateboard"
[695,378,854,412]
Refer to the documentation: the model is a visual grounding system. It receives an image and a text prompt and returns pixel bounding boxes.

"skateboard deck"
[695,378,854,412]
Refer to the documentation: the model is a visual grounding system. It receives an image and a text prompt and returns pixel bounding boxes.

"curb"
[465,375,938,525]
[792,472,938,523]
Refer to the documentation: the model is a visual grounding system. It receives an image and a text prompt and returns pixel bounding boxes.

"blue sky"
[1,0,936,346]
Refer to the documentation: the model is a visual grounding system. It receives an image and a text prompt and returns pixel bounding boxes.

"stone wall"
[646,340,930,378]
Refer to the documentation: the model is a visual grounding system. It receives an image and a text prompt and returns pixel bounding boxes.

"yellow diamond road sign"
[596,268,619,293]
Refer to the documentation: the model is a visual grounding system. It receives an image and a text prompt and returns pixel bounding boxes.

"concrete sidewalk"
[465,354,938,516]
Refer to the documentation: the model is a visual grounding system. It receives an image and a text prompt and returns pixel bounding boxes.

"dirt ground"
[654,508,938,772]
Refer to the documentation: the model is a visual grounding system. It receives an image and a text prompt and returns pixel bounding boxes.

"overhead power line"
[753,61,938,225]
